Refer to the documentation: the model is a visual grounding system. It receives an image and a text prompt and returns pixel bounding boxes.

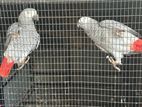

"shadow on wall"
[0,1,142,107]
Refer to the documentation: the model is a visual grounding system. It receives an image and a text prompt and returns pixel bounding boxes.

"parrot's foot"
[106,56,121,72]
[16,56,30,70]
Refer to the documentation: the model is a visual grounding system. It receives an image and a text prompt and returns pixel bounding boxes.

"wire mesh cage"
[0,0,142,107]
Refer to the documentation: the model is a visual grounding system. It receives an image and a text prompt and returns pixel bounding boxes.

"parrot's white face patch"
[79,17,91,24]
[77,17,98,31]
[78,17,89,28]
[24,10,37,18]
[19,8,39,21]
[78,17,95,25]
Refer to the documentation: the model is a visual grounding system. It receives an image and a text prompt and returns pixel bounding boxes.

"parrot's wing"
[5,22,20,50]
[100,20,141,55]
[100,20,140,38]
[28,32,40,55]
[35,34,40,49]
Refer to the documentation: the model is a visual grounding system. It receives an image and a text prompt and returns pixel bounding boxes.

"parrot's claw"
[16,56,30,70]
[113,65,121,72]
[106,55,121,72]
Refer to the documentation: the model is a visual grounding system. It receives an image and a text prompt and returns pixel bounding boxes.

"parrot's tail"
[0,57,14,78]
[131,39,142,52]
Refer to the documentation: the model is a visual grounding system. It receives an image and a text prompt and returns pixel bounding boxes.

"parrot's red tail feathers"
[131,39,142,52]
[0,57,14,78]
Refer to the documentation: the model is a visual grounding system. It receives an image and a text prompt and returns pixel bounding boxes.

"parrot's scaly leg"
[16,64,25,70]
[106,55,121,71]
[16,56,30,70]
[24,56,30,64]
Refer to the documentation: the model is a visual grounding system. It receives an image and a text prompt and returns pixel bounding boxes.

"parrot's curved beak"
[77,23,80,27]
[33,14,39,21]
[77,22,80,28]
[77,18,82,28]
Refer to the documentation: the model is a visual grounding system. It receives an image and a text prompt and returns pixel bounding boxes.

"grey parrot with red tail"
[77,17,142,71]
[0,8,40,78]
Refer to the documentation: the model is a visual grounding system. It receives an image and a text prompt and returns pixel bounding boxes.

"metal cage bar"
[0,0,142,107]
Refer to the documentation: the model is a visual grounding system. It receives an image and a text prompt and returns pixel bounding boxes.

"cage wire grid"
[0,0,142,107]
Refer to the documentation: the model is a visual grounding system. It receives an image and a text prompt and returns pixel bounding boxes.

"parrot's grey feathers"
[29,33,40,54]
[5,22,20,50]
[112,28,125,38]
[4,8,40,65]
[100,20,140,38]
[95,44,109,53]
[6,22,19,36]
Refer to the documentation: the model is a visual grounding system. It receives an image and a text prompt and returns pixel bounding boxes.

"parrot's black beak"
[33,14,39,21]
[77,18,82,28]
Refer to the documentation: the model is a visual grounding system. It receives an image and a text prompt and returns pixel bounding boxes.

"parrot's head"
[77,17,99,31]
[19,8,39,22]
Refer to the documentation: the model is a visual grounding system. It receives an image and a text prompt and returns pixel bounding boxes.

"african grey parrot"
[0,8,40,78]
[77,17,142,71]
